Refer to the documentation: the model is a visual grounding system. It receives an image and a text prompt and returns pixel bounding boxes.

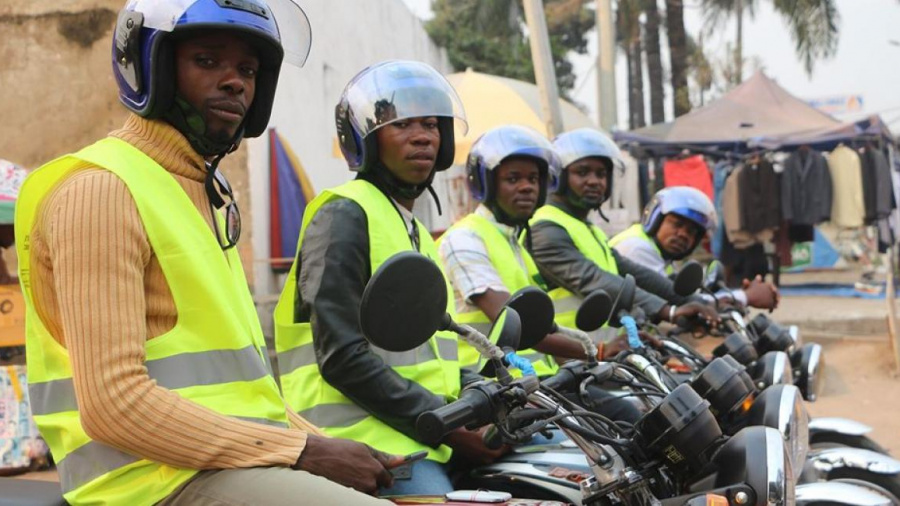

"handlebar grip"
[416,387,493,445]
[540,366,579,392]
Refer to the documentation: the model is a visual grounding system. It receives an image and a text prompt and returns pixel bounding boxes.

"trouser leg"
[157,466,393,506]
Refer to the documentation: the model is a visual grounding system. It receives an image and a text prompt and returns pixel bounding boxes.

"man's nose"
[219,66,246,94]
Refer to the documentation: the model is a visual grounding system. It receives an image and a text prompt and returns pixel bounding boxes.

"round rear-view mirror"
[575,289,613,332]
[607,274,637,327]
[674,260,704,297]
[359,251,447,352]
[505,287,554,350]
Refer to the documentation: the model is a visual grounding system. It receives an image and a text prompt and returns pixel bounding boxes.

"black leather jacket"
[529,201,699,320]
[293,196,480,445]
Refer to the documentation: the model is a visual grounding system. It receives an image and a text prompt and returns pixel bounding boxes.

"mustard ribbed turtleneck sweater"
[29,114,320,470]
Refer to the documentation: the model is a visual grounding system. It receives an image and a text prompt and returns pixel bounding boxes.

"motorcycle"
[358,251,882,505]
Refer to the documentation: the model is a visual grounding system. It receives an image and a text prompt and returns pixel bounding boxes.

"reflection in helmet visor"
[342,61,468,139]
[472,126,561,176]
[553,128,622,170]
[125,0,311,67]
[660,188,717,231]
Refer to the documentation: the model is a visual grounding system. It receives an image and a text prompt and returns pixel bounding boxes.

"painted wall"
[246,0,450,308]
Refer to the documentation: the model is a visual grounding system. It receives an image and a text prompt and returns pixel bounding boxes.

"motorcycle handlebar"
[416,382,498,445]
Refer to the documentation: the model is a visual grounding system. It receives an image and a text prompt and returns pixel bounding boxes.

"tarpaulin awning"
[614,71,892,153]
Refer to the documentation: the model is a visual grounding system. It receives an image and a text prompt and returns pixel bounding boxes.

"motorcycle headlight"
[634,384,723,476]
[791,343,824,402]
[749,384,809,477]
[765,426,796,505]
[705,426,795,505]
[753,351,793,390]
[690,356,756,420]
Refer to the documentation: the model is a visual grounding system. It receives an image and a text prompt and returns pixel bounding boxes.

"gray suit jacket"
[781,150,833,226]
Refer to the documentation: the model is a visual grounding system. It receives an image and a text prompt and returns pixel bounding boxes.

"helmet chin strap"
[565,192,610,222]
[164,95,242,157]
[363,161,444,215]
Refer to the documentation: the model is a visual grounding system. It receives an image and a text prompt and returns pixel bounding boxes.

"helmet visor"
[127,0,311,67]
[660,188,718,231]
[553,128,622,169]
[473,126,561,177]
[343,61,468,139]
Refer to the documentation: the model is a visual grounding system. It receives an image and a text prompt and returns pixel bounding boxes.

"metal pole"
[886,245,900,373]
[596,0,617,131]
[522,0,564,137]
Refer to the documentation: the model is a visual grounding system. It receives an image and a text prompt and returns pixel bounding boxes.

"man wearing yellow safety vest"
[611,186,779,311]
[274,60,504,497]
[16,1,399,504]
[438,125,595,377]
[528,129,720,334]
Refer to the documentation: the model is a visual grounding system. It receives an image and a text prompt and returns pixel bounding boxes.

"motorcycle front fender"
[803,447,900,481]
[795,481,893,505]
[809,417,872,436]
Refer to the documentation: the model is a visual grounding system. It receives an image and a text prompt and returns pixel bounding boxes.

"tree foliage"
[426,0,594,98]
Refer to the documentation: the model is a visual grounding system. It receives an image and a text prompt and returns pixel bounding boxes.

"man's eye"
[425,122,439,129]
[394,121,409,128]
[241,66,258,78]
[195,56,215,67]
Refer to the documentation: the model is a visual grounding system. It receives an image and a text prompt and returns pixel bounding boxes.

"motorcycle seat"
[0,478,66,506]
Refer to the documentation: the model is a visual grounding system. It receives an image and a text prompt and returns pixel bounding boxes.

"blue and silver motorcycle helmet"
[112,0,311,140]
[466,125,561,208]
[335,60,467,173]
[642,186,718,239]
[552,128,622,204]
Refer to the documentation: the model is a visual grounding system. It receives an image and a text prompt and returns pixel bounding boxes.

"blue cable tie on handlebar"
[504,352,536,376]
[621,315,642,349]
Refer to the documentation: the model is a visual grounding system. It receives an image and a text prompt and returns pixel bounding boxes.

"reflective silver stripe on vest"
[29,378,78,416]
[551,295,582,314]
[299,403,370,428]
[260,345,274,374]
[147,345,269,390]
[57,441,141,493]
[31,346,272,416]
[279,338,457,375]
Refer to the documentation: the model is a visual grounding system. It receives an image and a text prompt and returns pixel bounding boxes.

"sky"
[400,0,900,132]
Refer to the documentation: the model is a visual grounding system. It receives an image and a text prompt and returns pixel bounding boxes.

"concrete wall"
[0,0,449,304]
[246,0,451,307]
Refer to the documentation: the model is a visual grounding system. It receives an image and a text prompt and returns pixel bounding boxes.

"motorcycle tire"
[829,471,900,503]
[810,433,891,455]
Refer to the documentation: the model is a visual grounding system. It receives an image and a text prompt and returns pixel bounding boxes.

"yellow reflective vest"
[274,179,459,463]
[530,205,620,329]
[16,138,289,506]
[609,223,675,276]
[439,212,558,377]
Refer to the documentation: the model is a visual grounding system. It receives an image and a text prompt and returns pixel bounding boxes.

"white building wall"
[248,0,451,309]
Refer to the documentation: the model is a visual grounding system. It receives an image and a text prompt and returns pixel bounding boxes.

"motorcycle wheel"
[829,471,900,503]
[810,433,890,455]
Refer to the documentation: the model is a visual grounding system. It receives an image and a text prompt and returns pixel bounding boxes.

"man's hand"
[443,426,510,465]
[602,331,662,359]
[742,275,780,312]
[294,434,401,494]
[669,302,721,329]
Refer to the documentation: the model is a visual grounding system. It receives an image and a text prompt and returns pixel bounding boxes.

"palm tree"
[643,0,666,124]
[617,0,646,128]
[665,0,692,116]
[701,0,839,84]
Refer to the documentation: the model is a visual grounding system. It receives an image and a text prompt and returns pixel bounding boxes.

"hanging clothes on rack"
[738,158,780,233]
[859,145,893,223]
[711,160,734,259]
[663,154,714,199]
[826,144,865,228]
[781,147,833,226]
